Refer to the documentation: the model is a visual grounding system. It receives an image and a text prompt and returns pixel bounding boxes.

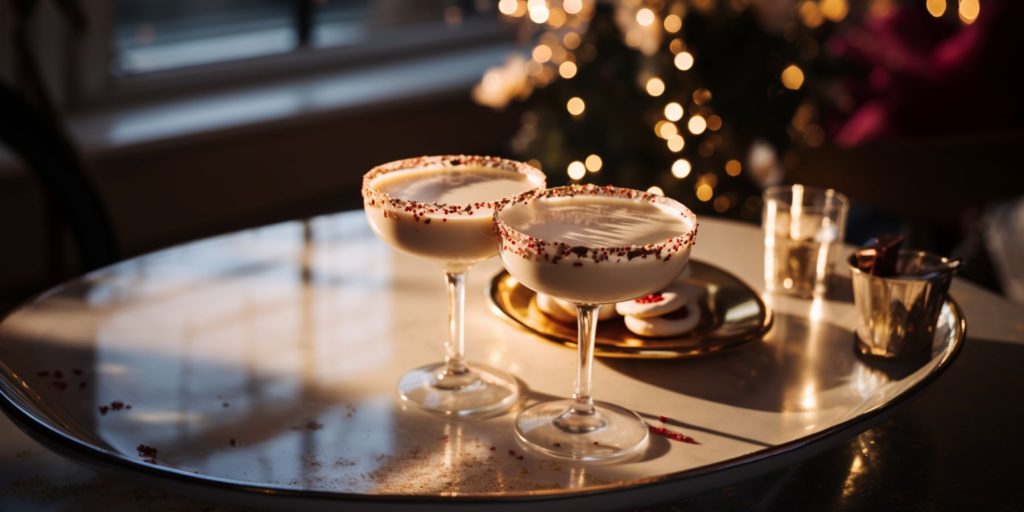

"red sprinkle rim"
[362,155,546,222]
[494,184,698,265]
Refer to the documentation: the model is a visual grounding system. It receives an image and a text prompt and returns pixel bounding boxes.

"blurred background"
[2,0,1022,309]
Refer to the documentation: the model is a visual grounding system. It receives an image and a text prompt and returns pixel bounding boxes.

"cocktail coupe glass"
[362,155,545,417]
[495,184,697,460]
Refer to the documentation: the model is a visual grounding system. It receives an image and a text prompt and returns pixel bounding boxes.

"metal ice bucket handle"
[848,250,962,359]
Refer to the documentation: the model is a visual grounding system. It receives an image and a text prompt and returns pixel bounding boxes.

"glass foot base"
[515,400,649,461]
[397,362,520,418]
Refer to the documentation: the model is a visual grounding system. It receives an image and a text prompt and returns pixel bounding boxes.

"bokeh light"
[567,96,586,116]
[674,51,694,71]
[585,154,603,172]
[664,102,684,121]
[567,160,586,180]
[671,159,692,179]
[687,115,707,135]
[558,61,578,79]
[647,186,665,196]
[636,8,655,26]
[667,134,685,152]
[646,77,666,96]
[926,0,946,17]
[664,14,682,33]
[725,159,742,176]
[781,64,805,90]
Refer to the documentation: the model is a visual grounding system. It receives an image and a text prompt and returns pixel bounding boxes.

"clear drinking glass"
[495,184,698,460]
[762,184,849,298]
[362,155,545,417]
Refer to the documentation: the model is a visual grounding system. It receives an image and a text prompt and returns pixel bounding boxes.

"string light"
[926,0,946,17]
[567,96,586,116]
[657,121,679,139]
[725,159,742,176]
[646,77,666,96]
[674,51,694,71]
[528,0,549,23]
[636,8,656,26]
[781,64,804,90]
[672,159,692,178]
[647,186,665,196]
[664,102,684,121]
[667,134,685,152]
[498,0,517,16]
[664,14,682,33]
[820,0,848,22]
[563,32,582,49]
[585,154,603,172]
[532,44,552,63]
[696,183,713,201]
[799,1,824,28]
[558,61,578,79]
[688,115,707,135]
[567,160,586,180]
[959,0,979,24]
[563,0,583,15]
[669,38,685,54]
[707,114,722,131]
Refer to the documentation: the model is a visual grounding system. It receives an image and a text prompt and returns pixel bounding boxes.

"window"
[71,1,508,104]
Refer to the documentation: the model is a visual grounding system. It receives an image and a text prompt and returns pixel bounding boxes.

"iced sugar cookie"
[537,293,617,322]
[624,304,701,337]
[616,282,698,319]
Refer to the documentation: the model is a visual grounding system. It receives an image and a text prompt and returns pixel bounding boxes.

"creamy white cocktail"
[363,155,545,417]
[496,184,697,459]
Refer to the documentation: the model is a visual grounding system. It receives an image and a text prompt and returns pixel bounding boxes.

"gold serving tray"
[488,260,772,359]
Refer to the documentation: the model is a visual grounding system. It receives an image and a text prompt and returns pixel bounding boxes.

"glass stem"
[572,303,600,416]
[444,270,469,377]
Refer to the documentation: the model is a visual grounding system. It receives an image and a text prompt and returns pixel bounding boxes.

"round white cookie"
[536,293,576,322]
[537,293,617,322]
[624,304,702,337]
[616,282,703,319]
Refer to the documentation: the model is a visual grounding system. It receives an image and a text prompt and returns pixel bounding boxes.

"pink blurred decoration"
[830,2,1024,147]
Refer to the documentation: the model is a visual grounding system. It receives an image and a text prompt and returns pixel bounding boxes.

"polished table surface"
[1,213,1022,511]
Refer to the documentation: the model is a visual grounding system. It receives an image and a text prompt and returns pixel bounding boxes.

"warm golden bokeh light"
[692,88,712,105]
[532,44,552,63]
[567,96,586,116]
[647,186,665,196]
[781,64,805,90]
[696,183,713,201]
[669,38,685,54]
[498,0,517,16]
[725,159,742,176]
[567,160,586,180]
[707,114,722,131]
[636,7,656,26]
[645,77,666,96]
[663,14,683,33]
[528,0,549,23]
[664,102,684,122]
[563,0,583,15]
[585,154,603,172]
[820,0,848,21]
[657,121,679,139]
[558,61,578,79]
[959,0,979,24]
[713,195,731,212]
[687,115,707,135]
[926,0,946,17]
[674,51,695,71]
[671,159,692,179]
[667,135,685,152]
[799,1,824,28]
[563,31,582,49]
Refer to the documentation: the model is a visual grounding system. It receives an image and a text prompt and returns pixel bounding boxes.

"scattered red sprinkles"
[636,293,665,304]
[649,426,699,444]
[72,368,84,376]
[508,449,516,456]
[52,382,68,390]
[229,438,237,447]
[98,405,109,415]
[304,421,323,431]
[79,382,87,390]
[36,371,49,377]
[136,444,159,463]
[53,370,64,379]
[111,401,125,411]
[489,446,496,451]
[658,415,669,423]
[222,402,230,408]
